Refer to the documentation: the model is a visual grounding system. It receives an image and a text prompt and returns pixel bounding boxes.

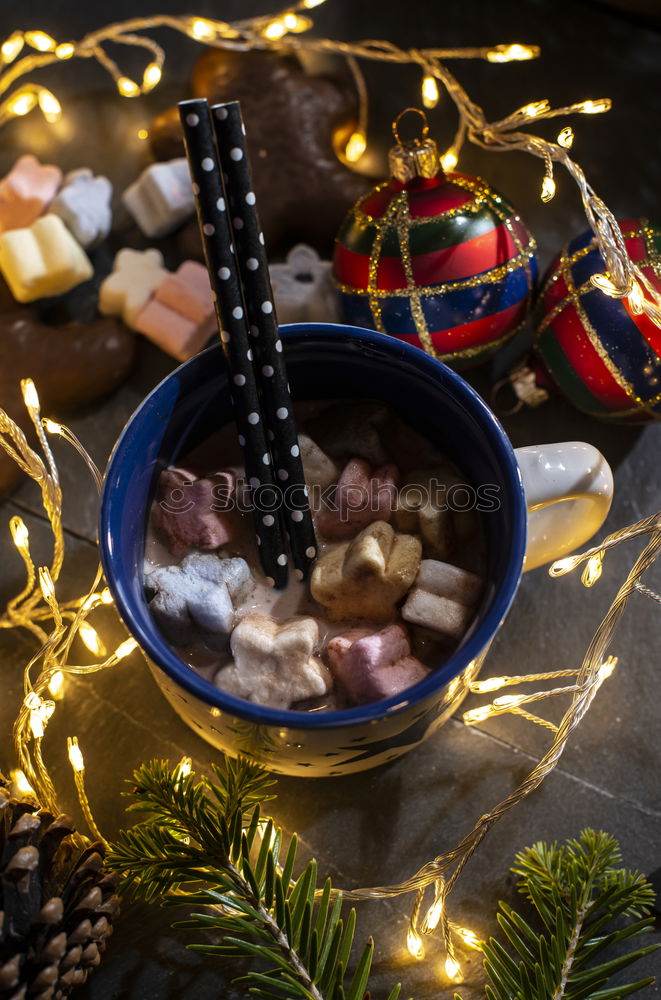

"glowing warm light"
[628,281,645,314]
[43,418,63,434]
[39,568,55,603]
[303,0,327,7]
[521,99,550,118]
[10,516,29,552]
[557,126,574,149]
[24,30,56,52]
[550,555,578,576]
[463,705,492,725]
[441,149,458,171]
[48,670,65,699]
[421,74,439,109]
[444,955,462,982]
[493,693,525,709]
[177,756,193,778]
[263,20,287,40]
[67,737,85,772]
[579,98,611,114]
[189,18,216,40]
[7,91,38,118]
[455,926,482,950]
[487,42,537,63]
[2,32,24,64]
[598,656,617,681]
[582,551,604,587]
[142,62,162,92]
[283,13,311,31]
[101,588,114,604]
[55,42,75,59]
[470,676,507,693]
[21,379,40,410]
[424,896,444,931]
[137,128,149,140]
[38,89,62,123]
[592,273,620,297]
[117,76,140,98]
[11,769,35,796]
[79,621,106,657]
[30,709,44,738]
[407,926,425,959]
[345,131,367,163]
[541,175,556,202]
[114,637,138,660]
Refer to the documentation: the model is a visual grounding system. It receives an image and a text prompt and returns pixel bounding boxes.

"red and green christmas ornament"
[332,109,538,369]
[530,218,661,424]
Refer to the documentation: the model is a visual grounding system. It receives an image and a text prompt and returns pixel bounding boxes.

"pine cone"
[0,773,120,999]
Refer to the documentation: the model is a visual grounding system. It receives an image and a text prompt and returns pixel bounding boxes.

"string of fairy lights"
[2,1,661,328]
[1,383,660,984]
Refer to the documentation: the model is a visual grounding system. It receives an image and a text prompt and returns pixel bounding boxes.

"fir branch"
[478,830,659,1000]
[107,758,400,1000]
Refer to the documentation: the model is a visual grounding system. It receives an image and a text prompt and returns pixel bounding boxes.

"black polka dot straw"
[210,101,318,581]
[178,99,288,588]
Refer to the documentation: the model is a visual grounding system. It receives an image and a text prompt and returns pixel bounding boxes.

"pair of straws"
[178,98,316,589]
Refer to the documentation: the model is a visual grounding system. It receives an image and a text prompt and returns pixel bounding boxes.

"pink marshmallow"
[317,457,399,539]
[327,623,428,705]
[135,261,216,361]
[151,467,235,559]
[0,155,62,233]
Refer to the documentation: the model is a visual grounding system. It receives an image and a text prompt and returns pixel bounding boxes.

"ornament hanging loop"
[392,106,430,144]
[389,107,441,182]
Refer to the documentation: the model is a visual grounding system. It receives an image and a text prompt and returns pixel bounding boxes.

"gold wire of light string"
[338,513,661,984]
[0,384,137,842]
[1,4,659,327]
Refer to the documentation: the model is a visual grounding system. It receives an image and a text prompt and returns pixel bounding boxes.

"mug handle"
[514,441,614,572]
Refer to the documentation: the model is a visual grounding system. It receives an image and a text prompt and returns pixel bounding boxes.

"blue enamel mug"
[99,323,613,776]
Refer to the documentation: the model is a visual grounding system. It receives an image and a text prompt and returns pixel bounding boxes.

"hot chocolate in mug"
[99,324,613,776]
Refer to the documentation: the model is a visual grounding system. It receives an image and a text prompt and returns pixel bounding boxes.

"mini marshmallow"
[134,260,215,360]
[215,614,331,709]
[306,402,390,466]
[402,559,482,639]
[316,458,399,539]
[327,623,428,705]
[269,244,342,324]
[146,553,251,647]
[0,154,62,233]
[50,168,112,248]
[395,467,458,560]
[298,434,338,491]
[0,215,93,303]
[99,248,168,328]
[123,157,195,237]
[311,520,421,621]
[151,467,235,559]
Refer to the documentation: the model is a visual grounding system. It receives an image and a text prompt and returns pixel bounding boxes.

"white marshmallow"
[122,158,195,238]
[50,168,112,248]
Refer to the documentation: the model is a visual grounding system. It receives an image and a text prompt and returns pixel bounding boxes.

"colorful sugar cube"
[50,168,113,248]
[151,467,235,559]
[215,614,331,709]
[0,214,93,303]
[0,154,62,233]
[98,247,168,328]
[122,157,195,237]
[134,260,216,360]
[316,457,399,539]
[327,623,428,704]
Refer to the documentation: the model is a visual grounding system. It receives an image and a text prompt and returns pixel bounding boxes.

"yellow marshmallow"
[0,214,93,302]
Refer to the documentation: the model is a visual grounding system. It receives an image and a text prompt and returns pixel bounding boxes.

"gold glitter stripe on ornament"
[438,315,528,362]
[333,248,536,298]
[354,192,486,228]
[641,220,661,280]
[394,191,437,357]
[366,197,398,334]
[537,230,642,302]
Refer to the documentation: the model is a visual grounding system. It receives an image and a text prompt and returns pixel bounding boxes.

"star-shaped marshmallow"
[99,248,168,328]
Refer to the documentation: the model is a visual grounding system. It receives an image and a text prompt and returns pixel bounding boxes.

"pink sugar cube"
[0,155,62,233]
[135,261,216,361]
[327,623,428,705]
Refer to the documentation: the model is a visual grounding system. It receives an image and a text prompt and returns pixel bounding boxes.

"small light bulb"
[592,272,620,297]
[421,74,440,109]
[21,379,40,410]
[521,99,550,118]
[303,0,327,7]
[115,637,138,660]
[441,149,458,172]
[177,756,193,778]
[284,13,298,28]
[11,769,35,796]
[471,676,507,693]
[10,516,29,551]
[100,588,114,605]
[7,90,37,117]
[598,656,617,681]
[493,693,524,709]
[55,42,75,59]
[579,98,611,114]
[137,127,149,140]
[142,62,162,92]
[67,737,85,772]
[24,30,56,52]
[444,955,462,982]
[407,926,425,959]
[78,621,106,657]
[557,126,574,149]
[48,670,65,699]
[30,709,44,739]
[541,175,556,202]
[487,43,537,63]
[463,705,492,725]
[263,20,287,40]
[456,926,482,950]
[627,281,645,314]
[190,18,216,41]
[43,417,62,434]
[345,131,367,163]
[582,551,604,587]
[38,88,61,123]
[2,32,25,63]
[424,896,444,931]
[549,555,577,576]
[39,568,55,603]
[117,76,140,98]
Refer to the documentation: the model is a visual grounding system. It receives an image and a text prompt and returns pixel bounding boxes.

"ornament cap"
[388,108,441,183]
